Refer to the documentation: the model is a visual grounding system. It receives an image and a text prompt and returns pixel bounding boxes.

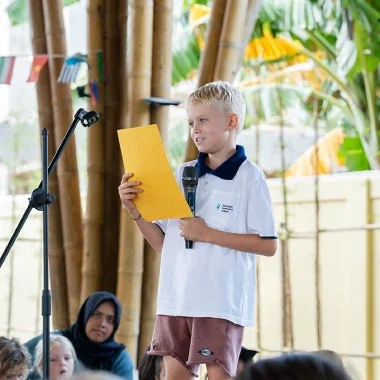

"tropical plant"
[171,0,380,172]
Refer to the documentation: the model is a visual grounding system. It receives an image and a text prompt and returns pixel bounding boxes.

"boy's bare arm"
[119,173,165,252]
[179,217,277,256]
[130,212,165,252]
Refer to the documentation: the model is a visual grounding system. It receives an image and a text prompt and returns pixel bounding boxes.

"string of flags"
[0,51,104,105]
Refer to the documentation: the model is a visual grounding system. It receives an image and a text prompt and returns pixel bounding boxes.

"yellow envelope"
[118,124,192,222]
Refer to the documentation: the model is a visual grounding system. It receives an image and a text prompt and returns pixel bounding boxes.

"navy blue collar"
[196,145,247,180]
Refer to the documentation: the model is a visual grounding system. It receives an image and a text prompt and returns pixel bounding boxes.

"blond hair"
[34,335,77,373]
[187,81,247,132]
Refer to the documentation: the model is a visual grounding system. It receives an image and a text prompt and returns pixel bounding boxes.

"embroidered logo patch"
[199,348,213,357]
[216,202,234,213]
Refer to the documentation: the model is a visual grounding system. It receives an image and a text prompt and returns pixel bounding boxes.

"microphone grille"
[182,166,198,186]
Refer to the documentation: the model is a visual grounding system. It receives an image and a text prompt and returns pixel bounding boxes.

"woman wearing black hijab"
[25,291,134,379]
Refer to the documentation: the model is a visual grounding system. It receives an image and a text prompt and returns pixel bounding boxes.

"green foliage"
[242,83,312,123]
[6,0,80,26]
[172,27,201,85]
[338,136,370,171]
[182,0,209,11]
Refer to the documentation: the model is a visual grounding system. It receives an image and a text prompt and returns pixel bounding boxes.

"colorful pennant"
[27,55,48,82]
[57,53,87,83]
[0,52,103,86]
[0,56,16,85]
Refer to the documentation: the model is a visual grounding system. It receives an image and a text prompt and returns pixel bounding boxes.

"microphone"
[182,166,198,249]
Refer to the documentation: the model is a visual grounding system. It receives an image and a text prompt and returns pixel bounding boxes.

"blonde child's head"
[34,335,76,380]
[187,81,246,133]
[0,337,30,379]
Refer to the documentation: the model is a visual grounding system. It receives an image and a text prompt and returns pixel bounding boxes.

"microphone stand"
[0,108,99,380]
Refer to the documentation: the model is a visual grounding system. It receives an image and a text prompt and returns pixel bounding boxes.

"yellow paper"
[118,124,192,222]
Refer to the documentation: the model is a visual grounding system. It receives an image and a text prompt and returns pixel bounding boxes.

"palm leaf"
[241,83,313,122]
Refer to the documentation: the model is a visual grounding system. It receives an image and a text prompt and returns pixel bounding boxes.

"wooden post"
[214,0,249,81]
[42,0,83,324]
[81,0,105,302]
[28,0,69,329]
[116,0,154,365]
[138,0,173,362]
[101,0,127,293]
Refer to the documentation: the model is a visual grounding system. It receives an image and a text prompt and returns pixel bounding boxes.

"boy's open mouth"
[196,137,206,143]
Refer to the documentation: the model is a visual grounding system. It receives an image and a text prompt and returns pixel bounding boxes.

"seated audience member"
[0,336,30,379]
[311,350,344,368]
[237,347,258,376]
[138,347,164,380]
[237,353,352,380]
[33,335,76,379]
[25,291,134,380]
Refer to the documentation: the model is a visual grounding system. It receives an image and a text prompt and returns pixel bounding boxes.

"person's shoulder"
[175,160,197,172]
[173,160,198,179]
[239,160,266,181]
[113,348,133,369]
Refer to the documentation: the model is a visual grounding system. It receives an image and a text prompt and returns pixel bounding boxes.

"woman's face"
[48,344,74,380]
[85,301,116,343]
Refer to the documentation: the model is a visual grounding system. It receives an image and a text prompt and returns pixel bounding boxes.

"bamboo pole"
[313,97,322,350]
[29,0,69,329]
[81,0,105,302]
[101,0,127,293]
[42,0,83,324]
[214,0,249,81]
[116,0,154,365]
[138,0,173,362]
[277,87,294,349]
[184,0,227,162]
[238,0,262,63]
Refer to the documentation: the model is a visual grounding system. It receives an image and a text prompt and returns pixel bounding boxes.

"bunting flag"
[90,81,99,106]
[58,53,87,83]
[27,55,49,82]
[0,56,16,84]
[0,51,103,85]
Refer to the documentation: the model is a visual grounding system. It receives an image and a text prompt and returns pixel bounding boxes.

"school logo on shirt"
[199,348,213,357]
[216,202,234,213]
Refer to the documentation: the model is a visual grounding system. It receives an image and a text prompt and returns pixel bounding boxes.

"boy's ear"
[227,113,239,131]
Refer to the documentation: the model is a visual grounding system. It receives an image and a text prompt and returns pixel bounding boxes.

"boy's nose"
[193,123,201,133]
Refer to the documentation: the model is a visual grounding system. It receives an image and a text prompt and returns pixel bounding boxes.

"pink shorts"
[147,315,244,377]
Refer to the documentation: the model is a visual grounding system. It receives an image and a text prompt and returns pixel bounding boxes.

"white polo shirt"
[155,145,277,327]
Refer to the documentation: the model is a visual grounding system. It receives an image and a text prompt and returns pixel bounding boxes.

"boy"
[118,81,277,380]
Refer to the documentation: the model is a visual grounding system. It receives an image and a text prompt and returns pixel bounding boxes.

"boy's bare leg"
[163,355,194,380]
[206,364,232,380]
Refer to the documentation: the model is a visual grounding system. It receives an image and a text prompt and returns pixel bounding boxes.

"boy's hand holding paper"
[117,124,192,222]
